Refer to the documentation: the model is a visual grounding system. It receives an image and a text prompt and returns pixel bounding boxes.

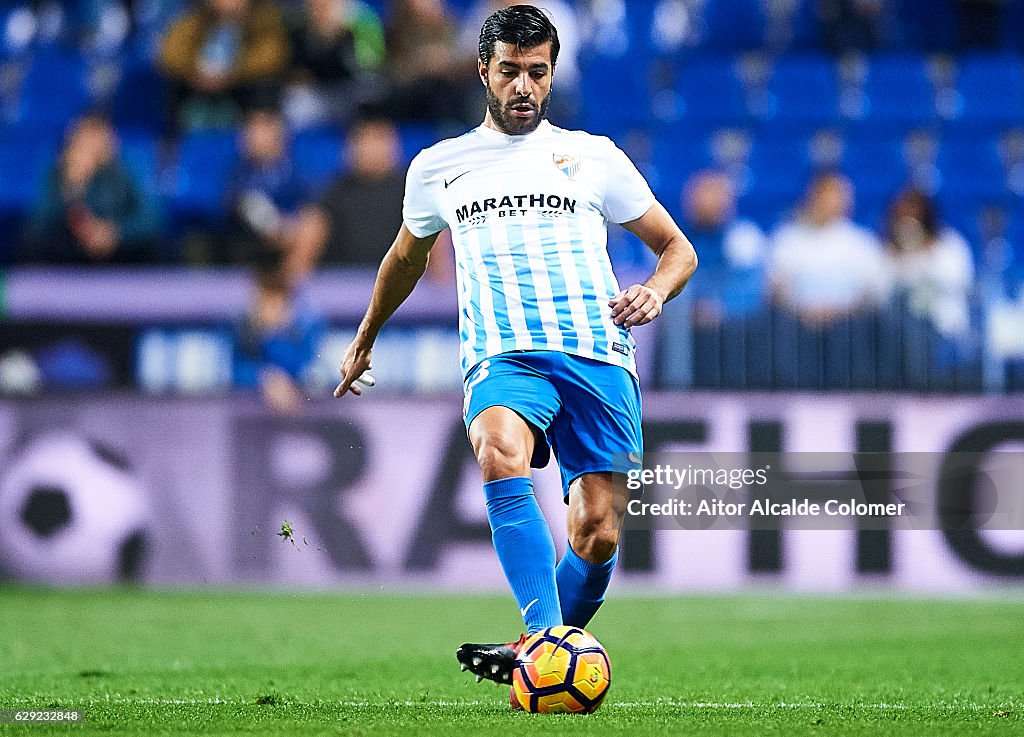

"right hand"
[334,339,373,398]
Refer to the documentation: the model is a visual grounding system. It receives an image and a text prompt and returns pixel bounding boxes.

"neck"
[482,110,505,134]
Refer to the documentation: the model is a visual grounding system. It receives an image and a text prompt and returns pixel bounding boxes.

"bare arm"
[609,202,698,328]
[334,224,441,397]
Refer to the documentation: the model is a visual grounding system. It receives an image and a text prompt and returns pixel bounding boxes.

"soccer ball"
[0,433,151,584]
[511,625,611,714]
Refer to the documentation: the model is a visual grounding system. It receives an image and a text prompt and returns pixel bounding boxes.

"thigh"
[547,356,643,500]
[463,354,562,469]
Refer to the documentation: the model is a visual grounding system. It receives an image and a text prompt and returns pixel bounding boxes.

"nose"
[514,72,531,97]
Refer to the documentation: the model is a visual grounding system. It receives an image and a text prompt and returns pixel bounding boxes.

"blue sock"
[555,542,618,628]
[484,477,561,635]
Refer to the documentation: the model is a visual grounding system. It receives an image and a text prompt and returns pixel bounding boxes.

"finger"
[336,380,362,396]
[333,369,360,397]
[624,302,660,327]
[614,292,652,325]
[622,295,659,326]
[609,285,641,316]
[614,285,641,310]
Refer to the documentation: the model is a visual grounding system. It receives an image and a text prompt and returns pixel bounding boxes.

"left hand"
[76,214,119,260]
[608,284,665,328]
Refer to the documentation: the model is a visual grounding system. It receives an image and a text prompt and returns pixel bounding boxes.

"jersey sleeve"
[601,142,656,224]
[402,154,447,237]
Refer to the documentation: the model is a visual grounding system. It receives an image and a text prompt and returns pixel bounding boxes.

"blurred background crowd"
[1,0,1024,405]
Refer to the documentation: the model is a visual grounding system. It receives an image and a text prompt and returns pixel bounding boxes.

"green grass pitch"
[1,587,1022,736]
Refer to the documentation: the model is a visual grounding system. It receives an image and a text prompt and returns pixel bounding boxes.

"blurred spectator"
[289,117,454,281]
[159,0,289,131]
[381,0,476,126]
[22,114,161,264]
[682,170,766,320]
[289,118,405,275]
[954,0,1007,49]
[223,108,307,264]
[818,0,887,54]
[233,254,324,414]
[282,0,386,128]
[768,171,890,325]
[883,188,974,338]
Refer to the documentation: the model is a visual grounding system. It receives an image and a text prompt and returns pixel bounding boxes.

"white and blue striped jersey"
[403,120,656,378]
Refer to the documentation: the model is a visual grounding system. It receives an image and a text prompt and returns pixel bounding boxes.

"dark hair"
[478,4,560,68]
[884,188,940,242]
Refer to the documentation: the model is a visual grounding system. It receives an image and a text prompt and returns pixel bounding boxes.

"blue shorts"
[463,351,643,500]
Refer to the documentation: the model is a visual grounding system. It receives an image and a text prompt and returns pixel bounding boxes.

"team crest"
[553,153,581,179]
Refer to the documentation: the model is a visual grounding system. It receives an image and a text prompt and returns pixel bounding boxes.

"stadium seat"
[897,0,958,51]
[953,54,1024,127]
[292,128,343,193]
[649,131,714,212]
[397,123,442,166]
[703,0,766,50]
[764,54,840,126]
[578,54,654,133]
[15,49,92,131]
[788,0,823,50]
[111,46,170,136]
[0,133,58,213]
[842,136,909,200]
[859,55,936,127]
[747,136,813,198]
[936,137,1007,199]
[167,131,238,224]
[672,56,750,126]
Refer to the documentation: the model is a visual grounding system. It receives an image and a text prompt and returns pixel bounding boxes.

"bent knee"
[474,433,531,481]
[569,523,619,564]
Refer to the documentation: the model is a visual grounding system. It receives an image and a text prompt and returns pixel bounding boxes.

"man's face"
[243,112,285,164]
[809,175,853,224]
[479,41,553,135]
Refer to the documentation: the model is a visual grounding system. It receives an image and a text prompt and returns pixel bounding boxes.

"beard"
[485,83,551,135]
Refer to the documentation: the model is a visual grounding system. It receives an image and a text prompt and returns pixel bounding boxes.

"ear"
[478,59,488,87]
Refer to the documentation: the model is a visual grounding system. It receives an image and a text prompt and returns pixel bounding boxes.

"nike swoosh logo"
[444,171,471,188]
[520,598,539,617]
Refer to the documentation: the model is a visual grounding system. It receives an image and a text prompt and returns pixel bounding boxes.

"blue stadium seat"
[764,55,840,126]
[747,136,813,198]
[842,136,909,200]
[0,129,58,213]
[119,134,161,194]
[111,45,170,136]
[954,54,1024,126]
[860,55,935,127]
[788,0,823,50]
[738,193,795,231]
[650,131,714,210]
[168,131,238,224]
[397,123,442,165]
[703,0,766,50]
[672,56,749,126]
[897,0,958,50]
[292,128,343,193]
[15,49,92,131]
[579,55,653,133]
[936,137,1007,198]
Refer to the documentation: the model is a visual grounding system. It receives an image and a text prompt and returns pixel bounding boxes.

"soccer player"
[334,4,697,694]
